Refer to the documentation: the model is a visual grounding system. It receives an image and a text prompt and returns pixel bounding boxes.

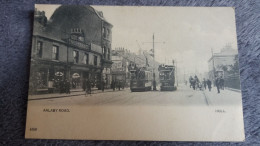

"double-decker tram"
[129,63,152,92]
[158,64,176,91]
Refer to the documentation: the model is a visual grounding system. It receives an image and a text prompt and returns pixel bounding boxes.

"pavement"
[28,88,124,100]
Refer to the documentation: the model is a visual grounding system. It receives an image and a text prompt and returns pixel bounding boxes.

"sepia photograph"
[25,5,245,141]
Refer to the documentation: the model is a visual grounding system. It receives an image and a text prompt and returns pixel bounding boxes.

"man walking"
[220,76,225,90]
[118,80,121,91]
[207,79,212,92]
[102,80,105,92]
[82,79,86,91]
[189,76,193,88]
[65,79,70,94]
[85,79,92,96]
[215,77,221,93]
[203,78,207,90]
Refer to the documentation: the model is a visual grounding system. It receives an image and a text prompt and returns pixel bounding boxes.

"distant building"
[111,48,161,87]
[111,48,132,87]
[208,44,238,82]
[29,6,113,94]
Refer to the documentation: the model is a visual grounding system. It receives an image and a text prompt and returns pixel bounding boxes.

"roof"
[33,5,113,44]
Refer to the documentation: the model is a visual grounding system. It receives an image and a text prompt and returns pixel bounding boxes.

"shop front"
[70,65,102,90]
[29,60,67,94]
[102,67,112,89]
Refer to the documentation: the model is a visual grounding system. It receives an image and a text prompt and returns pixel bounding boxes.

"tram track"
[202,90,211,106]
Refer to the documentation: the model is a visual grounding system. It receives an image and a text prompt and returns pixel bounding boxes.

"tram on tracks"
[158,64,176,91]
[129,63,152,92]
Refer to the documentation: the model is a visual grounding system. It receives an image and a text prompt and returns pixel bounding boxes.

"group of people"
[82,79,125,96]
[189,75,225,93]
[56,79,70,94]
[189,75,212,92]
[202,78,212,92]
[111,80,124,91]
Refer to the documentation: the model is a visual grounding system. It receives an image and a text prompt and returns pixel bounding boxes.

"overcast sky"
[36,5,238,75]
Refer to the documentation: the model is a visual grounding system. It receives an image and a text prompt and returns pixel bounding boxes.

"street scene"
[26,5,244,141]
[29,5,241,105]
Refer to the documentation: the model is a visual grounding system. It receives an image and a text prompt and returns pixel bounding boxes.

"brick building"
[29,6,113,94]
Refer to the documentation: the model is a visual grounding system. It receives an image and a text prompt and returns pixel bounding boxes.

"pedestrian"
[190,78,195,90]
[220,77,225,90]
[203,78,207,90]
[82,79,86,91]
[118,80,121,91]
[207,79,212,92]
[66,79,70,94]
[85,79,92,96]
[59,79,63,94]
[189,76,193,88]
[194,75,199,83]
[215,77,221,93]
[112,80,116,91]
[102,80,105,92]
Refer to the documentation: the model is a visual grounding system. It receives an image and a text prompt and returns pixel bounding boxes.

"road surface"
[29,84,242,106]
[26,84,244,141]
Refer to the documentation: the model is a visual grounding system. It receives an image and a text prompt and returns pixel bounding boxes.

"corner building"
[30,6,113,94]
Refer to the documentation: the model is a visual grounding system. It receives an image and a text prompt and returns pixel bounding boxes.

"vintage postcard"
[25,5,245,141]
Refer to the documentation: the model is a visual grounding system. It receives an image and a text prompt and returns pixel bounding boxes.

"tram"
[158,64,176,91]
[129,63,152,92]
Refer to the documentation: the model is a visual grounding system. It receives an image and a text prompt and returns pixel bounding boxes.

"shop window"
[52,45,59,60]
[73,50,79,64]
[36,41,43,58]
[94,56,98,66]
[83,53,89,65]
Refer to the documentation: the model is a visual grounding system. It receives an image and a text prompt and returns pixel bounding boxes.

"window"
[73,50,79,63]
[94,56,98,66]
[36,41,43,58]
[103,47,107,59]
[83,53,89,65]
[108,48,110,60]
[52,45,59,60]
[78,36,84,42]
[102,27,106,38]
[107,29,110,38]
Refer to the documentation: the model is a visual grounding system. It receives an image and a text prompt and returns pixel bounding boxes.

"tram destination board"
[26,5,245,141]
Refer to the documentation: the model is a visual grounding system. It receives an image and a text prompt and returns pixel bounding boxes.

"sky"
[35,5,238,76]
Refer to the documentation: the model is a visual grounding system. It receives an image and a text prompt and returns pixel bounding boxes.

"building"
[111,48,160,87]
[29,6,113,94]
[208,44,238,82]
[111,48,131,87]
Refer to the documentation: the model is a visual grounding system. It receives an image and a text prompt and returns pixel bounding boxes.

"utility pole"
[176,60,178,86]
[142,33,165,91]
[152,34,155,90]
[211,48,216,81]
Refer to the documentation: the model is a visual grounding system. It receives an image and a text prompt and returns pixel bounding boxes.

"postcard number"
[30,128,37,131]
